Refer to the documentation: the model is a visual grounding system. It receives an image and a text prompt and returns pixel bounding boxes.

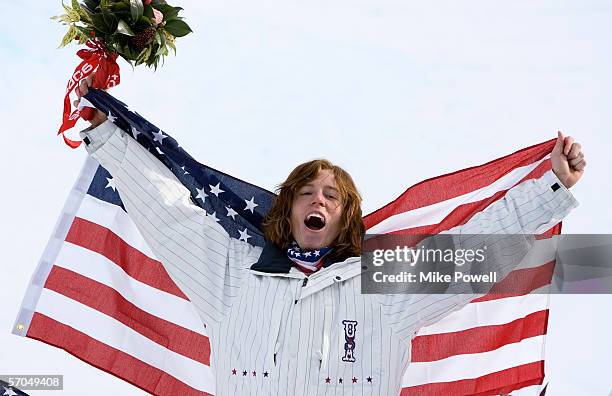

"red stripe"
[365,139,555,229]
[400,360,544,396]
[27,312,212,396]
[375,159,552,235]
[472,261,555,303]
[66,217,187,299]
[411,310,549,362]
[44,265,211,365]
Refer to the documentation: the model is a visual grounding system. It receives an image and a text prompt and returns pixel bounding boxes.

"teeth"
[307,212,324,221]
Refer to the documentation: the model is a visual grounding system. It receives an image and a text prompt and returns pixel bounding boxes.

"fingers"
[567,142,582,160]
[77,75,94,98]
[563,135,575,156]
[553,131,565,153]
[574,158,587,171]
[568,152,584,167]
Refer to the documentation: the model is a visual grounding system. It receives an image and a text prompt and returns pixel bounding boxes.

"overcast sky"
[1,1,611,395]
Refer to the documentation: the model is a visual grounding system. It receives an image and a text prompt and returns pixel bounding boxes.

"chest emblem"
[341,320,358,363]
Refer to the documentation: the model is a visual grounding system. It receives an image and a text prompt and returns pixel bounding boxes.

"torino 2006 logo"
[342,320,358,363]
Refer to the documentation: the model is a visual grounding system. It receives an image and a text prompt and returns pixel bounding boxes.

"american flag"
[14,89,558,395]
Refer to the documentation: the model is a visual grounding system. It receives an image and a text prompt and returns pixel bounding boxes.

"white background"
[1,1,611,395]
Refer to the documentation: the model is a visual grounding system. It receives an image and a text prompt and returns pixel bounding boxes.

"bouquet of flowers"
[54,0,192,68]
[54,0,192,146]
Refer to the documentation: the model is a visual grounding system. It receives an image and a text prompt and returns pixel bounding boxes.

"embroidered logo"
[341,320,358,363]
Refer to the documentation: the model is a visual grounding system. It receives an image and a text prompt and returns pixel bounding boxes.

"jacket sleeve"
[377,170,579,342]
[81,120,262,326]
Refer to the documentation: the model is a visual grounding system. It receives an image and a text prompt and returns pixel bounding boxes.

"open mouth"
[304,212,326,231]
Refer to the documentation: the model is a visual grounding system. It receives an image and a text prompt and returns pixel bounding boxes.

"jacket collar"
[250,241,342,274]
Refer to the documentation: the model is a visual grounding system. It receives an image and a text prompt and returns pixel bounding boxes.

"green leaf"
[102,11,119,32]
[71,0,81,12]
[91,13,110,33]
[129,0,144,21]
[158,4,182,21]
[163,19,192,37]
[115,19,135,36]
[62,3,80,22]
[59,25,78,47]
[166,38,176,55]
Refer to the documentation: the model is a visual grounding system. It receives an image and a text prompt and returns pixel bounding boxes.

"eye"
[326,194,338,200]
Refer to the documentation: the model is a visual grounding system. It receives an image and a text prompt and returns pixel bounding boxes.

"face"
[290,169,343,250]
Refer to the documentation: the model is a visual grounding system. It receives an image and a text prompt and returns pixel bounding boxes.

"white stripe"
[367,156,548,234]
[402,334,546,386]
[415,293,549,336]
[78,194,157,259]
[36,288,215,393]
[56,242,207,337]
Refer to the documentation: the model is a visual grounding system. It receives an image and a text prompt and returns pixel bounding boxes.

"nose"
[311,189,326,206]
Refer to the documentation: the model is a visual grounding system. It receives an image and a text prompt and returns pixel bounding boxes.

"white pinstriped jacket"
[82,120,578,395]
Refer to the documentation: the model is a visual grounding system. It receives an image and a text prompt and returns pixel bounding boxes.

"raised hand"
[551,131,586,189]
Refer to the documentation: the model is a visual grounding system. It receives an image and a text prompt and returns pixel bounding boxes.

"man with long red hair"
[76,78,585,395]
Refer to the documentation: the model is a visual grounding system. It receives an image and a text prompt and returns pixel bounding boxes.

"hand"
[551,131,586,189]
[73,74,107,128]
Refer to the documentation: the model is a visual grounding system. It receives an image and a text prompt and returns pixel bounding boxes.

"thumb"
[552,130,564,155]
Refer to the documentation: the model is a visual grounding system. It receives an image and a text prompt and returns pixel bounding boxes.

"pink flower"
[152,8,163,26]
[144,0,152,4]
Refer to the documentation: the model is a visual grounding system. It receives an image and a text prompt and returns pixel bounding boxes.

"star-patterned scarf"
[287,242,333,275]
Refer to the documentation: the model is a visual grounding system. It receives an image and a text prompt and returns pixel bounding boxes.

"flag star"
[3,387,17,396]
[181,166,189,175]
[304,252,312,257]
[156,147,164,155]
[244,196,258,213]
[209,183,224,197]
[238,228,251,242]
[314,250,320,257]
[295,252,301,257]
[107,111,117,123]
[131,126,141,139]
[195,187,208,203]
[105,177,117,191]
[153,129,167,144]
[226,206,238,220]
[208,211,220,223]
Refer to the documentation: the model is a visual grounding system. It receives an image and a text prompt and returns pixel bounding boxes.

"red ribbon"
[58,39,120,148]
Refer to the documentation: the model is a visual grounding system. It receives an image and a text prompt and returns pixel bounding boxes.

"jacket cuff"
[79,120,121,154]
[535,169,579,231]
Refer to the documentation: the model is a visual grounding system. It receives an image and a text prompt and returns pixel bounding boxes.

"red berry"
[89,30,95,37]
[74,35,80,40]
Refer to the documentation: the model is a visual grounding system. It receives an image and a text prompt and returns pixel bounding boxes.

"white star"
[153,129,167,144]
[244,196,258,213]
[209,183,224,197]
[314,250,320,257]
[156,147,164,155]
[295,252,302,257]
[195,187,208,203]
[131,126,141,139]
[181,165,189,175]
[3,387,18,396]
[238,228,251,242]
[226,206,238,220]
[105,177,117,191]
[304,252,312,257]
[207,211,220,222]
[107,111,117,123]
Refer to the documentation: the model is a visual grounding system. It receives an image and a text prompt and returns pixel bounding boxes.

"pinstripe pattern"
[82,121,578,395]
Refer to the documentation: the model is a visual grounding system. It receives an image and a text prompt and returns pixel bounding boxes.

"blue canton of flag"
[82,89,275,247]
